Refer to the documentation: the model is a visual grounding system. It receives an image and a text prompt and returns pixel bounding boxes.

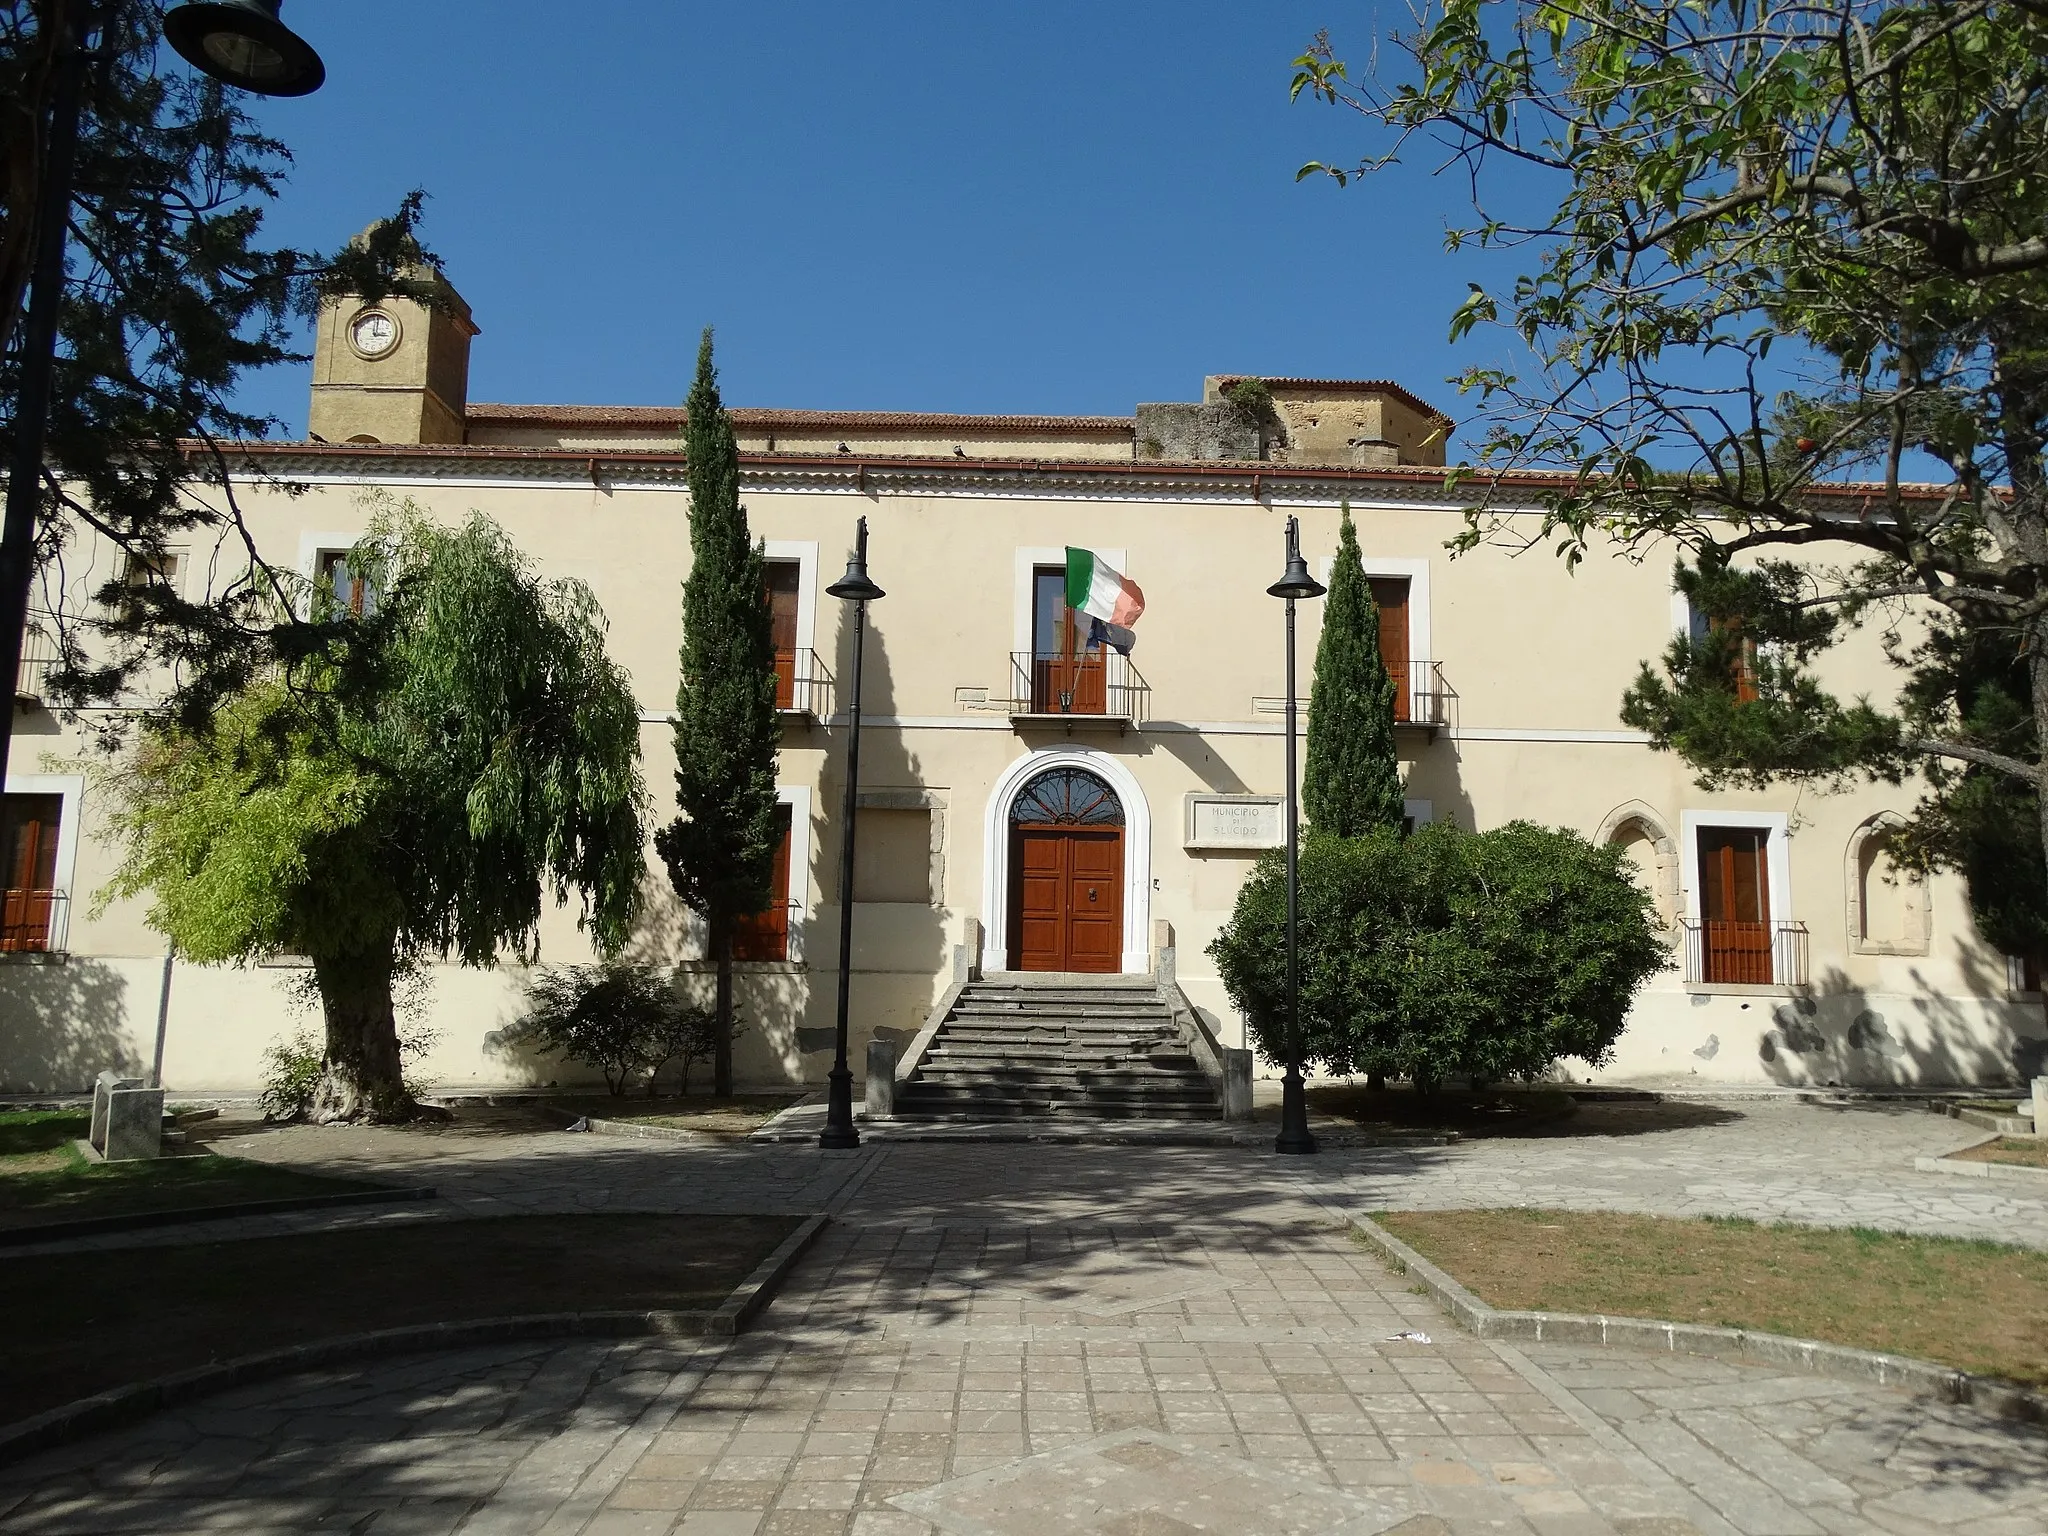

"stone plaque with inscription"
[1184,793,1283,851]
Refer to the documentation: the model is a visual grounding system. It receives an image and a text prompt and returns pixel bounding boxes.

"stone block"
[866,1038,898,1121]
[1222,1049,1254,1121]
[103,1085,165,1161]
[1135,401,1260,462]
[90,1069,144,1153]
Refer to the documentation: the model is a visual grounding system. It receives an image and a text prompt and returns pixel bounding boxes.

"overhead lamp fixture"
[164,1,327,97]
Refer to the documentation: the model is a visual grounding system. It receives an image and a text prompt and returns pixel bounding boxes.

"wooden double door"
[1011,826,1123,973]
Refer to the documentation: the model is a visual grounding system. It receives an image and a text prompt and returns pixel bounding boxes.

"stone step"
[934,1031,1179,1050]
[918,1065,1210,1087]
[927,1048,1194,1069]
[970,978,1163,991]
[897,1081,1212,1105]
[894,1094,1220,1120]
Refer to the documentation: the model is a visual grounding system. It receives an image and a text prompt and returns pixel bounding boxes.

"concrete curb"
[1349,1214,2048,1427]
[541,1107,717,1144]
[0,1183,439,1249]
[0,1211,829,1467]
[1914,1151,2048,1186]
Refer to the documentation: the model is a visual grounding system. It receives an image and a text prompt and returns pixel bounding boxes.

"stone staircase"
[895,973,1222,1121]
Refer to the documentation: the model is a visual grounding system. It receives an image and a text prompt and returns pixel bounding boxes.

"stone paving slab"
[3,1100,2046,1534]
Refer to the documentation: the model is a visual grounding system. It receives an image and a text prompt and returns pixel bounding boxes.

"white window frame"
[297,529,377,618]
[4,772,84,953]
[1319,553,1433,717]
[1013,546,1127,657]
[762,539,820,691]
[1680,809,1793,927]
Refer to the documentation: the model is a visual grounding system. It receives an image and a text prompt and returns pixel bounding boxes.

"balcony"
[1399,660,1457,735]
[1009,650,1151,731]
[13,614,58,708]
[1,888,69,955]
[773,647,833,721]
[1682,919,1809,988]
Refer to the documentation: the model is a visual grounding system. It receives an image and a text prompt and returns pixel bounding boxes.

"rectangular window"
[120,548,185,595]
[1687,598,1758,702]
[2,793,63,952]
[730,805,794,962]
[766,560,801,709]
[854,809,934,904]
[316,550,377,617]
[1698,826,1772,983]
[1029,564,1104,713]
[1369,577,1411,721]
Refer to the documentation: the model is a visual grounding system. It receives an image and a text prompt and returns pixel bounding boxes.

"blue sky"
[228,2,1519,450]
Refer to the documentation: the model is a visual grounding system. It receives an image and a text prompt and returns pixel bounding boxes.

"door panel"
[1699,827,1771,983]
[1014,830,1068,972]
[731,806,793,961]
[1369,577,1411,721]
[1,794,61,953]
[767,561,800,709]
[1010,826,1124,972]
[1064,832,1122,972]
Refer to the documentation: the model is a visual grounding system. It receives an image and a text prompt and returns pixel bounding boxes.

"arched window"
[1011,768,1123,827]
[1846,814,1929,956]
[1596,801,1679,932]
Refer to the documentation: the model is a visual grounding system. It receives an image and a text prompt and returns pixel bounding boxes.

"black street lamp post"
[821,517,883,1150]
[0,1,324,791]
[1267,515,1325,1156]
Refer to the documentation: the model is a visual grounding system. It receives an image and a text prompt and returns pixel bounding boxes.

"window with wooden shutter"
[1368,577,1411,720]
[731,805,794,962]
[1,793,63,952]
[766,560,800,709]
[1698,826,1772,983]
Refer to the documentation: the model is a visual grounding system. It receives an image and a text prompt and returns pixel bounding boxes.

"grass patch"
[1256,1085,1578,1137]
[1952,1137,2048,1169]
[1375,1208,2048,1385]
[0,1126,392,1232]
[1950,1098,2032,1115]
[0,1110,91,1157]
[0,1212,802,1425]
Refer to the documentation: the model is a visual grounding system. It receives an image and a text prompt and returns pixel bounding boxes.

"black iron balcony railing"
[772,647,834,719]
[1682,918,1809,987]
[14,614,58,705]
[1009,649,1151,727]
[1400,660,1457,730]
[1,888,69,954]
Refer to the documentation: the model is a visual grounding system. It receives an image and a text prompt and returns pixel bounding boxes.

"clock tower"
[308,252,479,446]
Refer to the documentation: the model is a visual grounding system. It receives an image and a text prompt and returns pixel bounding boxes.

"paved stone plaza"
[3,1099,2045,1534]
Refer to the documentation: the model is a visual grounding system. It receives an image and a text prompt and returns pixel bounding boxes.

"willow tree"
[1304,505,1404,838]
[103,506,648,1120]
[655,331,781,1098]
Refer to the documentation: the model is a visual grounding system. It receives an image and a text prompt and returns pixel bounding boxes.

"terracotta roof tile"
[465,403,1134,434]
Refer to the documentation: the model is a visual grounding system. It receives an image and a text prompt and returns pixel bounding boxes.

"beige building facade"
[5,275,2044,1096]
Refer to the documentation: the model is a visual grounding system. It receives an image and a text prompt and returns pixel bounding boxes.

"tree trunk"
[713,923,735,1098]
[308,941,414,1123]
[1366,1072,1386,1092]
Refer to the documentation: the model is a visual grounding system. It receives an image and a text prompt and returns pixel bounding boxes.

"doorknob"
[1088,888,1098,902]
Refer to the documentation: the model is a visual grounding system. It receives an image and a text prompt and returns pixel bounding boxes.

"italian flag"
[1066,547,1145,654]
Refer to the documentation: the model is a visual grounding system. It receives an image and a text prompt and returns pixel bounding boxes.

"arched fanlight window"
[1010,767,1124,827]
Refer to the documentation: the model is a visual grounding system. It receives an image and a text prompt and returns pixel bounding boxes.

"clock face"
[349,310,399,358]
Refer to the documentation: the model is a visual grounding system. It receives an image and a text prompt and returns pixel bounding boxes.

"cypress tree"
[655,331,782,1096]
[1303,504,1405,838]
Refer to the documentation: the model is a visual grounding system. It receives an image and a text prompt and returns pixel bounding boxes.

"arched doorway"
[1008,766,1125,973]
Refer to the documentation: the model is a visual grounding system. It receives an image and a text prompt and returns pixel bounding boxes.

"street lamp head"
[1267,516,1326,601]
[164,1,326,97]
[826,516,885,603]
